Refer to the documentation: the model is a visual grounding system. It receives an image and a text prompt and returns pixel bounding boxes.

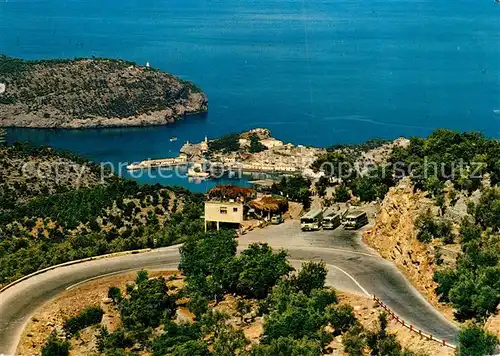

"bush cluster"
[63,306,104,336]
[433,218,499,321]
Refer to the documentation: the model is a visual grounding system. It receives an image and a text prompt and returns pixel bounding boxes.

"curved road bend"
[238,221,458,344]
[0,222,458,354]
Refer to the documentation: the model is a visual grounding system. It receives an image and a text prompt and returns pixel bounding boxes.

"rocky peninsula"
[0,56,208,128]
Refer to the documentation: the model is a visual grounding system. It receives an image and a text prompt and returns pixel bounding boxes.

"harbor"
[127,129,325,180]
[126,156,188,171]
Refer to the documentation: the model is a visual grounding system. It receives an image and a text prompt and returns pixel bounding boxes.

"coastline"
[0,56,208,129]
[0,108,208,130]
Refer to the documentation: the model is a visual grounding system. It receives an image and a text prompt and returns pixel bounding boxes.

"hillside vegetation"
[387,131,500,321]
[0,142,204,285]
[0,56,208,128]
[0,142,104,210]
[363,130,500,352]
[310,129,499,352]
[40,233,445,356]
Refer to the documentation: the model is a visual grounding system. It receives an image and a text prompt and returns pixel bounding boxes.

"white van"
[271,214,284,224]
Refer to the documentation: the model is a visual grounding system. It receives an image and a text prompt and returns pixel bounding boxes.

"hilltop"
[0,143,105,211]
[0,56,208,128]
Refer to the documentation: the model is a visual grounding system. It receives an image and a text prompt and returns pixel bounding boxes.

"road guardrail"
[373,295,457,350]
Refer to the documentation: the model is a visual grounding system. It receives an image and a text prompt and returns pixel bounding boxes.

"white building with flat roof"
[204,200,243,231]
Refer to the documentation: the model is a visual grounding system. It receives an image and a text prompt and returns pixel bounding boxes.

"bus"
[323,211,341,230]
[344,211,368,230]
[300,209,323,231]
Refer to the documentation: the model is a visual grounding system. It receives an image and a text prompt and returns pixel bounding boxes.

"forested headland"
[0,55,208,128]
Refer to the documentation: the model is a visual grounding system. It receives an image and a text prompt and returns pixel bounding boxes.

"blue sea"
[1,0,500,191]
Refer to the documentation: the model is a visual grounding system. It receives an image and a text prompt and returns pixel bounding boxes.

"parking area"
[238,219,375,254]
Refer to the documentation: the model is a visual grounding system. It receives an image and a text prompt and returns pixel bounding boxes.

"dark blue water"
[1,0,500,191]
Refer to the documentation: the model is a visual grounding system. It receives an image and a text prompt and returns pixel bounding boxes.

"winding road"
[0,221,458,354]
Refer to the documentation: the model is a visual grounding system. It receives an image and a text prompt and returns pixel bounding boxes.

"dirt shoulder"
[16,270,177,356]
[17,267,453,356]
[339,292,454,356]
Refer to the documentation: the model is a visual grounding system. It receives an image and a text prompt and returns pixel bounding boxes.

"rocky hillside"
[31,240,442,356]
[21,273,453,356]
[364,177,500,342]
[362,178,449,314]
[0,56,208,128]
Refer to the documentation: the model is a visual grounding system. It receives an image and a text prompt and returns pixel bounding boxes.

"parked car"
[271,214,284,224]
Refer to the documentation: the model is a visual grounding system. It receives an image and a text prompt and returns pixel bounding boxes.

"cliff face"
[363,178,453,315]
[485,313,500,340]
[0,56,208,128]
[365,178,500,334]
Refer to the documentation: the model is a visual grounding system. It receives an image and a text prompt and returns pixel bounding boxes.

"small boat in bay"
[493,110,500,116]
[169,137,178,142]
[187,163,210,179]
[187,168,210,179]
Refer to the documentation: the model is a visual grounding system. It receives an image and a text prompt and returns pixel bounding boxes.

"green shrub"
[456,323,498,356]
[107,286,123,304]
[295,261,328,296]
[209,133,240,153]
[308,288,338,312]
[212,326,248,356]
[120,277,176,330]
[415,213,438,243]
[250,336,322,356]
[97,327,134,352]
[187,292,209,320]
[231,243,293,299]
[334,185,350,203]
[179,229,237,278]
[343,324,366,355]
[63,306,104,335]
[474,188,500,231]
[135,270,149,284]
[270,176,312,209]
[325,304,357,335]
[366,312,412,355]
[433,268,457,302]
[168,340,210,356]
[41,331,70,356]
[249,133,267,153]
[151,321,203,356]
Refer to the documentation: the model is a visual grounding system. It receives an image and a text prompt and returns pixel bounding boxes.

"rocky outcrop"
[0,56,208,128]
[363,178,455,319]
[485,312,500,340]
